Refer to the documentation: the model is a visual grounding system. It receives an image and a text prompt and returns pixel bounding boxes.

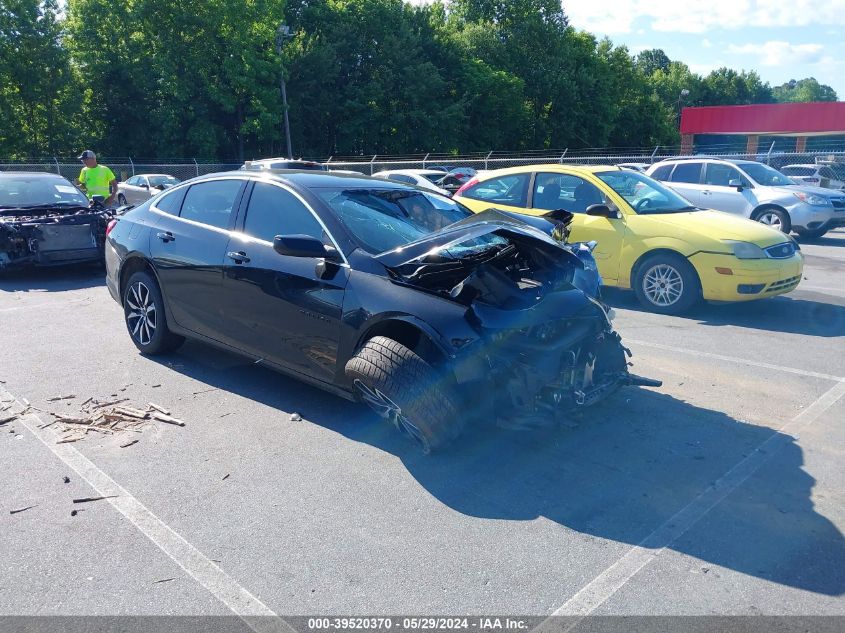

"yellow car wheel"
[633,253,701,315]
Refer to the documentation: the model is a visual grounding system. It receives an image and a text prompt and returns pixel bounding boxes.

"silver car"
[647,158,845,239]
[117,174,181,206]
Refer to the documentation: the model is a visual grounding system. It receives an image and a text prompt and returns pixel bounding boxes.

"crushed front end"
[380,209,661,430]
[0,206,115,269]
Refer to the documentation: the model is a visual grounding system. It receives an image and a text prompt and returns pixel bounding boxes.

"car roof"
[136,173,177,178]
[376,169,443,176]
[471,164,627,179]
[201,170,408,190]
[652,157,758,167]
[0,171,68,179]
[782,164,818,169]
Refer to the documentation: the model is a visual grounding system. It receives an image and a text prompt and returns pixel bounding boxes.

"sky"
[407,0,845,99]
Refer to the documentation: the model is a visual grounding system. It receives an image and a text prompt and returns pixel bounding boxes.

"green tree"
[635,48,671,76]
[773,78,838,103]
[0,0,85,156]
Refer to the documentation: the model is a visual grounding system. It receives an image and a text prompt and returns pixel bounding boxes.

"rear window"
[669,163,702,184]
[649,165,673,181]
[781,167,815,176]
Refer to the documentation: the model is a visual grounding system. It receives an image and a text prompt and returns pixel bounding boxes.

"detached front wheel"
[123,271,184,355]
[634,253,701,315]
[346,336,463,453]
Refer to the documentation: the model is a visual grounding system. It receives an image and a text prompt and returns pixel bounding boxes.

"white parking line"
[626,339,843,382]
[545,378,845,624]
[3,389,291,633]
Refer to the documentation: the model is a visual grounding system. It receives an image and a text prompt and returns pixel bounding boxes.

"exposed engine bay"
[0,205,117,269]
[379,209,661,430]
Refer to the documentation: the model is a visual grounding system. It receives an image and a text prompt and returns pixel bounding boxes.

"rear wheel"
[123,271,184,355]
[753,206,791,234]
[345,336,463,453]
[633,253,701,315]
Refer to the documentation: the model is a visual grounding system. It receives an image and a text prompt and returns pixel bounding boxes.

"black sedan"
[105,171,657,452]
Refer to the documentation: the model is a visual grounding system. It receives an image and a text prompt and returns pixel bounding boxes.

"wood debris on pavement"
[49,398,186,444]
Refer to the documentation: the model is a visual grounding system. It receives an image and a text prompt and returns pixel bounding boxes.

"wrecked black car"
[105,171,660,452]
[0,172,118,269]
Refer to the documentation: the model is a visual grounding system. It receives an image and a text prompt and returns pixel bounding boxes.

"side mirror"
[728,179,743,191]
[585,204,619,219]
[273,234,332,259]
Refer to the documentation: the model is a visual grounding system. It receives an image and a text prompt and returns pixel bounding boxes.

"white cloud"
[728,41,825,66]
[702,38,713,48]
[565,0,845,34]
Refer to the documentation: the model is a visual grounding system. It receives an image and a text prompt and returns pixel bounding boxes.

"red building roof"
[680,102,845,136]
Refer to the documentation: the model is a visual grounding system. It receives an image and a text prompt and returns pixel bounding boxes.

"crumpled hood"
[374,208,579,268]
[647,210,788,247]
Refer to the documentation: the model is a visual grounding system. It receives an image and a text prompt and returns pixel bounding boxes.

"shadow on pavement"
[154,341,845,597]
[0,263,105,293]
[604,288,845,338]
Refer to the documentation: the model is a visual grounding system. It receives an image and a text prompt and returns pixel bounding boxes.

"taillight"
[454,177,478,197]
[105,219,118,237]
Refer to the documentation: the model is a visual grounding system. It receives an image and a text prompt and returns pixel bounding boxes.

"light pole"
[677,88,690,129]
[276,23,294,159]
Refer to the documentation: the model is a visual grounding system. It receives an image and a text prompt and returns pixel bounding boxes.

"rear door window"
[462,173,530,206]
[242,182,324,243]
[180,179,243,229]
[669,162,703,184]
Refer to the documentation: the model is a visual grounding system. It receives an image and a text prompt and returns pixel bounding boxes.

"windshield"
[596,170,698,214]
[317,188,474,254]
[0,175,89,209]
[148,175,180,187]
[740,163,795,186]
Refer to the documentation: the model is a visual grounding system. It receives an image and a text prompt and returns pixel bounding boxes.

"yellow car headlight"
[723,240,767,260]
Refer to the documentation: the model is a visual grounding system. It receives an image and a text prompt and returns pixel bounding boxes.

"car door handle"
[227,251,250,264]
[156,231,175,242]
[701,190,711,195]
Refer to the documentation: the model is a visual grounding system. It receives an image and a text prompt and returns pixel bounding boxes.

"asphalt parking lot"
[2,229,844,621]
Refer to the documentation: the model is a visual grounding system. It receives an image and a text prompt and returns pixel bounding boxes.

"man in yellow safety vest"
[75,150,117,206]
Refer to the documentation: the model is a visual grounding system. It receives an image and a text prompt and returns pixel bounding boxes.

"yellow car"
[453,165,804,314]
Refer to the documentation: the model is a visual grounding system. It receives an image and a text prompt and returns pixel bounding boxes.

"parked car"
[437,168,478,195]
[0,172,119,269]
[241,158,328,171]
[780,164,845,191]
[453,165,804,314]
[372,169,450,195]
[646,158,845,239]
[117,174,181,206]
[617,162,649,173]
[105,171,659,452]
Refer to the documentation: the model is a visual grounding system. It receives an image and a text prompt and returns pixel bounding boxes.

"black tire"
[633,253,701,315]
[117,193,127,206]
[123,270,184,355]
[752,206,791,234]
[345,336,463,453]
[794,226,828,240]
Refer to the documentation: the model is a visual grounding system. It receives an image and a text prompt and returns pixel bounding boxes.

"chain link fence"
[3,142,845,181]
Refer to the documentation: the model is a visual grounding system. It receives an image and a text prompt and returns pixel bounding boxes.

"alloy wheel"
[642,263,684,307]
[757,211,783,231]
[353,379,431,452]
[125,281,157,346]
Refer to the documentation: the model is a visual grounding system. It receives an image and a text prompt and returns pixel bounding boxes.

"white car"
[372,169,450,195]
[780,164,845,191]
[647,158,845,239]
[117,174,181,206]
